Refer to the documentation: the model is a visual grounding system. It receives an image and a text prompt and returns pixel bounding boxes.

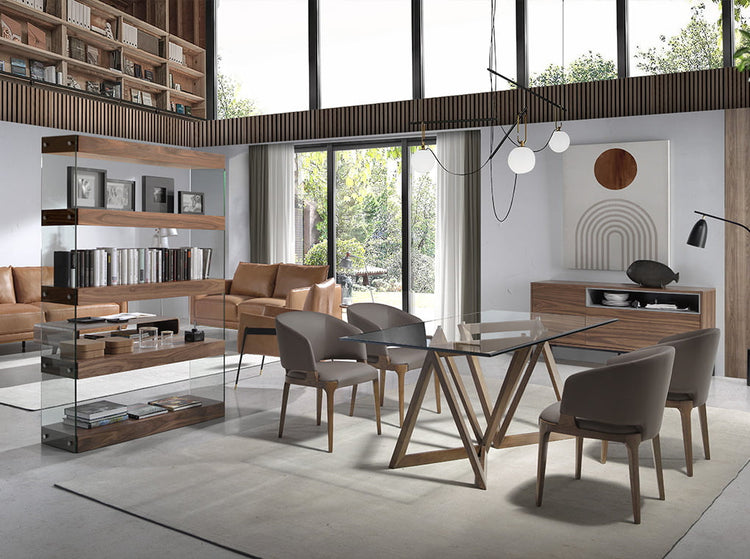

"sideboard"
[530,280,716,352]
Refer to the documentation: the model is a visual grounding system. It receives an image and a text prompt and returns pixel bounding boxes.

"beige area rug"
[0,353,274,411]
[54,365,750,559]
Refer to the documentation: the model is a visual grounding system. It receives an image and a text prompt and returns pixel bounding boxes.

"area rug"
[54,374,750,559]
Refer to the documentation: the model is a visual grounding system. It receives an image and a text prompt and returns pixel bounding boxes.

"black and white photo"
[104,179,136,211]
[178,191,204,215]
[142,176,174,212]
[67,167,105,208]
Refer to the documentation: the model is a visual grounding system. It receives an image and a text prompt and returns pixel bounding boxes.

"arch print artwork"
[563,141,670,271]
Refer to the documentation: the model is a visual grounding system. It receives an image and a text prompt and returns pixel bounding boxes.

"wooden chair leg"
[372,379,382,435]
[349,385,358,417]
[397,370,406,427]
[434,369,442,414]
[536,423,552,507]
[379,370,386,406]
[326,386,335,453]
[625,436,641,524]
[600,440,608,464]
[575,436,583,480]
[278,382,290,438]
[698,403,710,461]
[677,401,694,476]
[316,387,322,426]
[652,434,665,500]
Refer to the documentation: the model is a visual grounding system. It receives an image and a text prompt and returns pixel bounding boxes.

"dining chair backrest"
[347,303,426,357]
[562,345,675,440]
[276,311,366,374]
[657,328,720,407]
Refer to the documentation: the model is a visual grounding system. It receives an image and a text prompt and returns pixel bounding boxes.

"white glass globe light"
[507,146,536,174]
[412,148,436,173]
[549,129,570,153]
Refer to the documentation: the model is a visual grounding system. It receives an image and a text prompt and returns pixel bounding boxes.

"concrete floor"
[1,336,748,559]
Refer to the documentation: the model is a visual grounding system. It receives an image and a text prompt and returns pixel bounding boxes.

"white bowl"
[603,292,629,302]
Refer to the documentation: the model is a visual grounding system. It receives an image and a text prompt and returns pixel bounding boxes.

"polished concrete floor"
[1,336,748,559]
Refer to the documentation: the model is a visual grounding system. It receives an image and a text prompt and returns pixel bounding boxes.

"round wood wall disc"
[594,148,638,190]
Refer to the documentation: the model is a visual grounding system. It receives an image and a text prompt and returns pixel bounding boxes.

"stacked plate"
[602,292,630,307]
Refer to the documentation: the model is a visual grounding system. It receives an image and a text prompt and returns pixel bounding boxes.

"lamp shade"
[412,148,436,173]
[549,129,570,153]
[507,146,535,174]
[687,218,708,248]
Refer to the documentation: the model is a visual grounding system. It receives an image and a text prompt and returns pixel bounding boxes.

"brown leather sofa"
[0,266,126,345]
[190,262,341,329]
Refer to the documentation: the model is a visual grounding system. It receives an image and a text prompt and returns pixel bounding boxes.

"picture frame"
[142,176,174,213]
[67,167,105,208]
[178,191,204,215]
[104,179,136,211]
[142,92,153,106]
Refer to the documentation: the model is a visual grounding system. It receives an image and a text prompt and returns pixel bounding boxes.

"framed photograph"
[104,179,136,211]
[144,69,154,82]
[142,176,174,213]
[131,89,141,103]
[67,167,105,208]
[142,92,153,106]
[178,191,204,215]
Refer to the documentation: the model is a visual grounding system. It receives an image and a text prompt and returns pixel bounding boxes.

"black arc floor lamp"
[688,210,750,385]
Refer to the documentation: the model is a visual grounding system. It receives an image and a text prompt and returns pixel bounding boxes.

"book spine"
[138,248,145,283]
[53,251,73,288]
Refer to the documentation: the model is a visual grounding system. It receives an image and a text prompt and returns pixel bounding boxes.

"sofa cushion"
[12,266,42,304]
[303,278,336,314]
[230,263,279,298]
[238,298,286,316]
[272,264,329,299]
[194,294,249,324]
[43,303,122,323]
[0,267,15,304]
[0,303,40,335]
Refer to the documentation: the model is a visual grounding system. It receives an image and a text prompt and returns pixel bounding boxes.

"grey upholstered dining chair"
[275,311,381,453]
[536,345,675,524]
[601,328,720,477]
[346,303,440,427]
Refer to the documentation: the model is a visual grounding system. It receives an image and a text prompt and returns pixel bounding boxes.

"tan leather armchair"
[233,278,341,386]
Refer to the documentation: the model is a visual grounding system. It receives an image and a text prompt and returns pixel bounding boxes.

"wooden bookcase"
[40,134,226,452]
[530,280,716,352]
[0,0,206,117]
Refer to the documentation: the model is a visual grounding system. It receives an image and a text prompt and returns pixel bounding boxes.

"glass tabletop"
[343,309,617,358]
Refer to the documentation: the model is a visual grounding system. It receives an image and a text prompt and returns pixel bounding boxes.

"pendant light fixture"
[411,122,436,174]
[507,112,535,174]
[549,109,570,153]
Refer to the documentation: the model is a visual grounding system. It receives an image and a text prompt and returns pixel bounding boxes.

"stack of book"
[63,400,128,429]
[149,395,202,411]
[127,403,168,419]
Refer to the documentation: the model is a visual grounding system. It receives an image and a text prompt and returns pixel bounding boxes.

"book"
[26,22,47,49]
[63,413,128,429]
[127,404,168,419]
[149,395,202,411]
[86,45,99,66]
[68,37,85,61]
[64,400,127,420]
[1,14,22,42]
[29,60,45,81]
[10,57,26,77]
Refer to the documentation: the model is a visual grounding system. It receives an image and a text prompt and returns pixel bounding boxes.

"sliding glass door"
[295,139,436,318]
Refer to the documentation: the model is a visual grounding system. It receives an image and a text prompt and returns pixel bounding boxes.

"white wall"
[480,110,726,373]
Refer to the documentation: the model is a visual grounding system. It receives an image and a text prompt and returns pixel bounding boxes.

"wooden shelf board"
[42,208,224,229]
[65,57,124,81]
[41,135,225,169]
[168,88,203,103]
[121,74,169,92]
[167,62,203,79]
[0,36,64,63]
[65,25,121,52]
[120,14,168,39]
[43,279,226,305]
[167,34,205,54]
[0,1,62,27]
[122,44,166,66]
[42,398,224,452]
[42,337,224,378]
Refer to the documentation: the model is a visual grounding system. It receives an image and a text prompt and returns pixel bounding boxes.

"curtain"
[267,143,296,263]
[436,132,466,321]
[248,145,268,263]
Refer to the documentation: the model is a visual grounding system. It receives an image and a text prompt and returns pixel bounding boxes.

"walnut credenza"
[530,281,716,352]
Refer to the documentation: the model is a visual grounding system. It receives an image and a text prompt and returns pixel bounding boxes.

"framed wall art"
[142,176,174,213]
[67,167,105,208]
[104,179,136,211]
[178,191,204,214]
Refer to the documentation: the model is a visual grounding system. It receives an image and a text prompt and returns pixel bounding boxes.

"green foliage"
[736,28,750,72]
[216,57,258,119]
[530,52,616,87]
[304,238,365,266]
[634,4,723,74]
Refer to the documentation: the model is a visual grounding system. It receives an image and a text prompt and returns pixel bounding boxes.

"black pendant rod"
[486,68,567,112]
[694,210,750,234]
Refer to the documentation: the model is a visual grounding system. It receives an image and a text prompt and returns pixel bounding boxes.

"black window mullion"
[326,145,335,277]
[401,139,411,312]
[617,0,629,78]
[309,0,321,110]
[723,0,735,68]
[516,0,528,87]
[205,0,217,120]
[412,0,424,100]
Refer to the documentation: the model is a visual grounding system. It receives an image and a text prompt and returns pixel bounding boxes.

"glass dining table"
[343,310,617,489]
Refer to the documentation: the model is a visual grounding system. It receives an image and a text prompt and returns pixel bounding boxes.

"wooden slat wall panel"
[724,108,750,380]
[3,66,750,147]
[0,78,195,146]
[193,67,750,147]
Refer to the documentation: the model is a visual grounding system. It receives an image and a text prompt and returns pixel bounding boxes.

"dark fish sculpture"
[626,260,679,288]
